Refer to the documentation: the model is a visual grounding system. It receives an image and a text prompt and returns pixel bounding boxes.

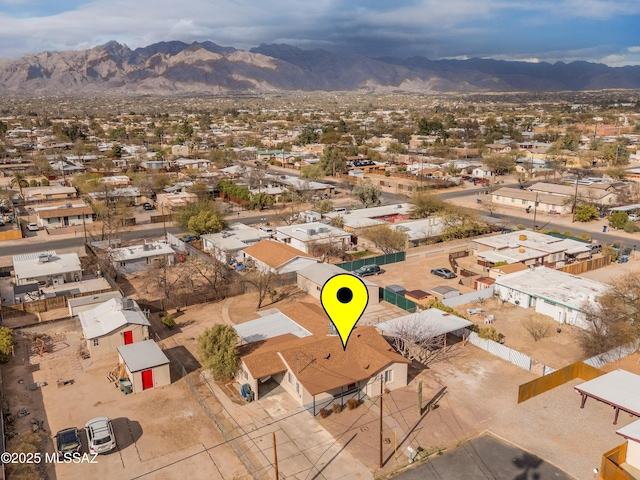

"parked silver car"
[85,417,116,454]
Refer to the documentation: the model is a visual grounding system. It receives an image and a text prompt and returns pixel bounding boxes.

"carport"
[575,369,640,424]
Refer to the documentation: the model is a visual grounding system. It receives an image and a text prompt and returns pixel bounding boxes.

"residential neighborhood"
[1,90,640,480]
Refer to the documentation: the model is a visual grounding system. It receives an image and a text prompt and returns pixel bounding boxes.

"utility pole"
[572,173,580,223]
[273,432,279,480]
[161,204,167,240]
[532,192,539,231]
[379,377,384,469]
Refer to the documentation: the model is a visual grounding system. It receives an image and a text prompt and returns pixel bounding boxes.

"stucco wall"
[88,324,149,358]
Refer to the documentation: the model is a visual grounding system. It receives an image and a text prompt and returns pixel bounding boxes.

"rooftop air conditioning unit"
[122,298,135,310]
[306,229,316,236]
[143,244,150,251]
[66,203,72,208]
[38,254,50,263]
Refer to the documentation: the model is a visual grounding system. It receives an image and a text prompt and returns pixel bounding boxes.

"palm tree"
[10,172,28,198]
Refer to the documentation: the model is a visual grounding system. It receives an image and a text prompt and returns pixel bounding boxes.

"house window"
[296,382,300,396]
[45,195,52,199]
[288,372,293,384]
[384,370,393,383]
[93,338,99,347]
[244,370,248,380]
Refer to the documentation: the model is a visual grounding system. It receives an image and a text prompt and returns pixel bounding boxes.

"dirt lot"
[373,249,475,295]
[453,297,585,369]
[1,325,249,480]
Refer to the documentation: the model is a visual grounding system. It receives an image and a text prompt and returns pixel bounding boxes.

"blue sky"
[0,0,639,65]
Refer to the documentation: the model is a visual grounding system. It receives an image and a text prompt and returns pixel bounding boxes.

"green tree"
[40,178,50,186]
[300,164,324,181]
[249,192,274,211]
[298,125,319,145]
[483,154,515,175]
[604,166,628,180]
[361,225,408,254]
[174,200,226,233]
[187,209,226,236]
[0,327,13,363]
[315,199,334,214]
[409,191,445,218]
[110,144,123,158]
[602,141,630,166]
[352,180,382,208]
[10,172,28,198]
[440,207,489,240]
[609,211,629,229]
[574,204,599,222]
[198,325,239,379]
[319,147,347,177]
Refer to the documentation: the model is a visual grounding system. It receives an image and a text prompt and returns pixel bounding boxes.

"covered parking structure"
[376,309,473,364]
[575,369,640,424]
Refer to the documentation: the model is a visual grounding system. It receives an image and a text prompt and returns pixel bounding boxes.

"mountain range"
[0,40,639,95]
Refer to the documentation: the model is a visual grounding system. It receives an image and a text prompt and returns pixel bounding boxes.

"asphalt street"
[394,435,571,480]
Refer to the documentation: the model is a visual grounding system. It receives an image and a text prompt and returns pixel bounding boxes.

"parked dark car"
[55,428,82,459]
[143,202,154,210]
[431,268,457,279]
[353,265,382,277]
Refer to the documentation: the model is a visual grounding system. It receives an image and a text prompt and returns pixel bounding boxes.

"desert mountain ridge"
[0,40,639,95]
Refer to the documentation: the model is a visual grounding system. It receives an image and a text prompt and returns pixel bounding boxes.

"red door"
[123,331,133,345]
[141,369,153,390]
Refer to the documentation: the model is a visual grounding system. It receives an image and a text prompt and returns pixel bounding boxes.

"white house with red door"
[78,297,151,358]
[117,340,171,393]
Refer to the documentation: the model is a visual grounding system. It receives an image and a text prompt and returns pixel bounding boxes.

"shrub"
[332,403,342,414]
[574,204,599,222]
[319,408,329,418]
[516,224,526,230]
[522,317,552,342]
[198,325,239,380]
[624,221,640,233]
[0,327,13,363]
[40,178,50,186]
[347,398,359,410]
[162,314,176,329]
[609,211,629,229]
[478,327,502,343]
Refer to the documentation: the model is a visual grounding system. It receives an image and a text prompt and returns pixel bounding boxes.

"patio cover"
[574,369,640,424]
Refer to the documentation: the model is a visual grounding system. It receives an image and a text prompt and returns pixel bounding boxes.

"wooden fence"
[600,443,635,480]
[1,287,115,320]
[517,361,604,403]
[0,229,22,241]
[559,255,611,275]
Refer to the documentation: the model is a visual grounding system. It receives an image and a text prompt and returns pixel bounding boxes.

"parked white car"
[629,214,639,222]
[85,417,116,454]
[27,222,39,231]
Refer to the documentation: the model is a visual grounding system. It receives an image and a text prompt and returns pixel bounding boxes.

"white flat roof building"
[201,224,271,262]
[110,242,175,263]
[12,251,82,286]
[234,311,312,344]
[376,309,473,339]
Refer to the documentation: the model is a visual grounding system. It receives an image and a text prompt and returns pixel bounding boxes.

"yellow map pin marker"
[321,273,369,350]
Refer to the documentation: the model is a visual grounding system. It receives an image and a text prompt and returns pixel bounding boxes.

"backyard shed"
[117,340,170,393]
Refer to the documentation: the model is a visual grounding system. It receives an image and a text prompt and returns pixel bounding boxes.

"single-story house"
[88,187,143,205]
[275,223,351,254]
[68,291,123,317]
[494,266,610,329]
[79,297,151,358]
[491,187,573,214]
[528,182,618,206]
[12,251,82,286]
[117,340,171,393]
[21,186,77,203]
[156,192,198,209]
[202,223,272,264]
[34,203,94,228]
[485,144,512,154]
[242,240,319,274]
[472,166,495,178]
[472,231,591,267]
[101,175,131,188]
[296,263,380,306]
[110,242,175,273]
[236,302,410,413]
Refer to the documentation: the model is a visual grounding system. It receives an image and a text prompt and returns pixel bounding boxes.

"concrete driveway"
[393,434,572,480]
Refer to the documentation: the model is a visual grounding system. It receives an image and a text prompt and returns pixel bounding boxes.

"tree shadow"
[164,345,201,376]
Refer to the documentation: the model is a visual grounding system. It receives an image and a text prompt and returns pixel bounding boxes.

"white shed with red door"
[117,340,170,393]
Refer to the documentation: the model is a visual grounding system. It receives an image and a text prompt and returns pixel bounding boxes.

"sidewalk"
[201,371,374,480]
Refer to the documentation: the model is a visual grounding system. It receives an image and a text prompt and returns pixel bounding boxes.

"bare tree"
[522,317,552,342]
[384,316,448,366]
[243,270,277,308]
[360,225,408,253]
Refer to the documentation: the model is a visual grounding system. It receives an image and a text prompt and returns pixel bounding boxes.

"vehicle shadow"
[111,417,143,452]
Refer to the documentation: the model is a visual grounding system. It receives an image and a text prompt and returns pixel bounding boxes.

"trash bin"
[622,255,629,263]
[603,226,608,233]
[119,378,132,395]
[241,383,250,399]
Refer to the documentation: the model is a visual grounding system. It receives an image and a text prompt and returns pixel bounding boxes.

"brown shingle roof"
[37,206,93,219]
[240,302,410,395]
[243,240,316,269]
